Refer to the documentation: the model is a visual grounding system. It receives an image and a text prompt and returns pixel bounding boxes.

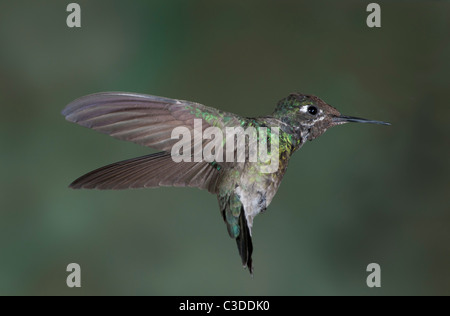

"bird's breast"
[233,162,288,228]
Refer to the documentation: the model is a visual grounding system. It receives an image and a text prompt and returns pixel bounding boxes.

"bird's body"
[62,92,389,274]
[214,118,300,270]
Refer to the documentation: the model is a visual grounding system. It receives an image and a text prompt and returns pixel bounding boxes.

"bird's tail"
[219,194,254,274]
[236,210,253,275]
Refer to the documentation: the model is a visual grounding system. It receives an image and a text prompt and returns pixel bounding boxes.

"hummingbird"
[62,92,390,275]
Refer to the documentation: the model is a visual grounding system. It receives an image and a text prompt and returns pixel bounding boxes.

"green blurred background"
[0,0,449,295]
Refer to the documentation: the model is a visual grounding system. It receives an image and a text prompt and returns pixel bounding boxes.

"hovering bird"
[62,92,390,274]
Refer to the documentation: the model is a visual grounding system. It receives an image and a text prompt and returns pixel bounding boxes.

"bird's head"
[273,93,390,140]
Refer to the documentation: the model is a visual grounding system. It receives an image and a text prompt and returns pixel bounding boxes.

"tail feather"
[236,211,254,274]
[219,194,254,274]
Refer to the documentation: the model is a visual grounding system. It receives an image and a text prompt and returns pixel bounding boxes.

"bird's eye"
[308,106,318,115]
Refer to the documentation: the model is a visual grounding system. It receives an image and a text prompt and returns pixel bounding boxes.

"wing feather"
[62,92,244,155]
[69,152,220,194]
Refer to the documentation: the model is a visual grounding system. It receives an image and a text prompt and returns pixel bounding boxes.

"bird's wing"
[62,92,244,155]
[69,152,221,194]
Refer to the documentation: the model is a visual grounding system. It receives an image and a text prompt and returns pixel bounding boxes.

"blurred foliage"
[0,0,449,295]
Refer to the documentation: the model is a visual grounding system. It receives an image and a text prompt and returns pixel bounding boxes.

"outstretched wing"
[69,152,220,194]
[62,92,244,154]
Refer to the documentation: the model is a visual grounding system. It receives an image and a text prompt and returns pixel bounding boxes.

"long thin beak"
[333,115,391,126]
